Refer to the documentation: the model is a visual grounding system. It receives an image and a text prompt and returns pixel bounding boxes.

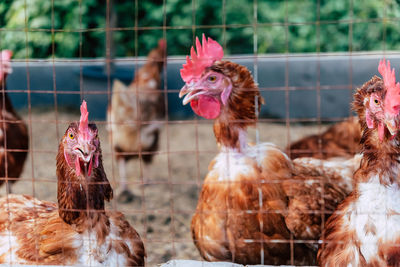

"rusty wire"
[0,0,398,266]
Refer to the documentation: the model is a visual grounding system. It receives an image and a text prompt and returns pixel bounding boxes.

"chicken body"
[192,142,359,265]
[318,72,400,266]
[0,102,145,266]
[0,50,28,191]
[0,194,144,266]
[107,40,166,202]
[179,36,360,265]
[287,116,361,159]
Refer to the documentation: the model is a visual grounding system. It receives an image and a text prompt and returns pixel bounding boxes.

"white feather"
[348,173,400,264]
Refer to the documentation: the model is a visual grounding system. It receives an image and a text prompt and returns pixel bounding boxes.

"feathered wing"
[191,144,314,265]
[107,211,146,267]
[191,155,295,265]
[191,143,360,265]
[0,194,77,265]
[282,155,360,243]
[0,194,144,266]
[287,117,361,159]
[316,193,362,267]
[191,178,233,262]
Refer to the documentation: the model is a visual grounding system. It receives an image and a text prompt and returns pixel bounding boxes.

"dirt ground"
[2,109,330,266]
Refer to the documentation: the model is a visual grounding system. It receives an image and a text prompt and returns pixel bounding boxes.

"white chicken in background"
[108,39,166,203]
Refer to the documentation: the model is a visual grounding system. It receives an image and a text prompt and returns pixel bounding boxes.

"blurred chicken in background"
[107,40,166,203]
[0,50,29,193]
[287,116,361,159]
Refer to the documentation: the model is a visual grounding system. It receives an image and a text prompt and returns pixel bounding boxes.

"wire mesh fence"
[0,0,400,266]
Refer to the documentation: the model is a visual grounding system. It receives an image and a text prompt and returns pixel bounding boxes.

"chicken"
[107,39,166,203]
[0,50,28,192]
[179,35,361,265]
[318,60,400,266]
[0,101,145,266]
[287,116,361,159]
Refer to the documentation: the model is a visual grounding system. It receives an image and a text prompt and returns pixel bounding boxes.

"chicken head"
[63,100,100,177]
[355,59,400,141]
[0,50,13,82]
[179,34,232,119]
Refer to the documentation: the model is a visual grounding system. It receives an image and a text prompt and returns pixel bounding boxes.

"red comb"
[379,59,400,116]
[79,100,90,139]
[1,50,12,61]
[0,50,12,82]
[180,34,223,83]
[158,39,166,50]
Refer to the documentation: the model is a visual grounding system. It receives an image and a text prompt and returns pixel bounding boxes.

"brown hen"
[287,116,361,159]
[0,50,28,193]
[318,60,400,266]
[107,40,166,203]
[179,35,360,265]
[0,101,145,266]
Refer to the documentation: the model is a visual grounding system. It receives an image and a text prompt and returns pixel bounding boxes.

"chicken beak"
[179,84,190,99]
[73,140,96,177]
[74,140,95,163]
[385,116,399,136]
[179,84,207,105]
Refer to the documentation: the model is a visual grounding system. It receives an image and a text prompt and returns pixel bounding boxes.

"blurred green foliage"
[0,0,399,58]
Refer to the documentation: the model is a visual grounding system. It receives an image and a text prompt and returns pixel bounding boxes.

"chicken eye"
[69,133,75,140]
[208,75,217,83]
[374,99,380,105]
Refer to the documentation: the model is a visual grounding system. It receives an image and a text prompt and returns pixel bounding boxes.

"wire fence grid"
[0,0,399,266]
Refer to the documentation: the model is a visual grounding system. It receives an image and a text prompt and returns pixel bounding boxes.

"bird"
[107,39,166,203]
[318,60,400,266]
[287,116,361,159]
[0,101,145,266]
[0,50,28,193]
[179,34,361,265]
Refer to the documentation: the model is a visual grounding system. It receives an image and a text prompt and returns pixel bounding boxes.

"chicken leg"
[117,158,136,203]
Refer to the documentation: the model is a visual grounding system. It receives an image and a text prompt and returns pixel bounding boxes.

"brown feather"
[318,76,400,266]
[0,86,28,187]
[317,192,364,266]
[191,144,357,265]
[287,116,361,159]
[0,122,145,266]
[107,41,166,163]
[191,60,359,265]
[210,61,263,151]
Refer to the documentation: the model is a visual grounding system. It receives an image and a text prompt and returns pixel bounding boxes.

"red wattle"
[190,95,220,119]
[64,150,73,168]
[75,156,81,176]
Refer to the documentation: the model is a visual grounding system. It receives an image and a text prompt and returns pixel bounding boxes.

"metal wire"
[0,0,398,266]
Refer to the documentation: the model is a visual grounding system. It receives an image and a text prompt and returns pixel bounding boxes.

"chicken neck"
[213,115,249,152]
[56,141,112,226]
[356,125,400,186]
[211,61,262,152]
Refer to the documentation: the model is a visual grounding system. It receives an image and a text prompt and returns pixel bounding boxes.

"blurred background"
[2,0,400,58]
[1,0,400,265]
[2,0,400,120]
